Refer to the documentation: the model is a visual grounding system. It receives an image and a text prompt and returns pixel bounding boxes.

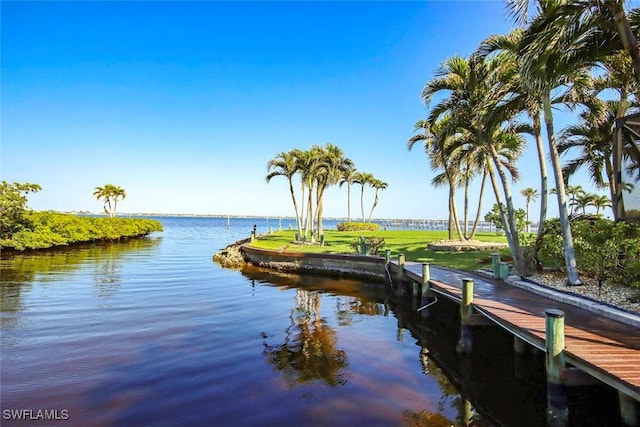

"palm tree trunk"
[288,178,303,237]
[360,185,365,222]
[367,190,379,223]
[489,145,521,263]
[543,92,582,285]
[317,190,324,242]
[447,186,455,241]
[469,168,487,240]
[487,162,518,262]
[300,182,307,237]
[306,180,314,240]
[463,168,470,239]
[533,114,548,245]
[606,1,640,84]
[347,185,352,222]
[451,192,464,241]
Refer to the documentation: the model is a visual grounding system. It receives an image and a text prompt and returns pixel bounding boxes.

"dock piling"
[491,253,501,279]
[619,391,639,427]
[545,309,568,427]
[457,278,474,353]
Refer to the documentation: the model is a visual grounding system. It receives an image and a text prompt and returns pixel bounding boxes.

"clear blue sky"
[2,1,608,219]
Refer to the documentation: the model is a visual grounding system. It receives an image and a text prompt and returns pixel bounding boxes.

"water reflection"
[0,237,161,325]
[261,289,349,387]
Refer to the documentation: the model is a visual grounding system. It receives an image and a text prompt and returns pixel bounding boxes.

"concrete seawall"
[240,244,388,282]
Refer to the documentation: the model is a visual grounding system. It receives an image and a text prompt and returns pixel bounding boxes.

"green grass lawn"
[250,229,511,271]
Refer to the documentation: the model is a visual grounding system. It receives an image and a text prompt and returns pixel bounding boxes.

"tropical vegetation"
[408,0,640,284]
[94,184,127,217]
[0,181,162,251]
[266,144,387,243]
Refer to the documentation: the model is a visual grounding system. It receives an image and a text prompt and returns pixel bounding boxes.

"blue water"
[0,216,614,426]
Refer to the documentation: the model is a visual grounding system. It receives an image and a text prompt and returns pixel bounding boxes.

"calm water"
[0,217,619,426]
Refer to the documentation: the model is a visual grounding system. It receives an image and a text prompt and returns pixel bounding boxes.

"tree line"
[266,143,387,243]
[409,1,640,284]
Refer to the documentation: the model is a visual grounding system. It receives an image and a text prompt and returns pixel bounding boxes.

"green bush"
[539,217,640,288]
[349,236,386,255]
[336,222,380,232]
[1,212,163,251]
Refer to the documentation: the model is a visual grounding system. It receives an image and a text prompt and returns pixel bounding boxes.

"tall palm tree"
[339,165,358,222]
[312,144,354,239]
[292,148,320,241]
[93,184,126,218]
[520,187,539,232]
[353,172,374,223]
[266,151,303,237]
[506,0,640,83]
[367,179,388,222]
[420,54,525,257]
[111,186,126,217]
[558,100,624,207]
[571,192,595,214]
[408,118,464,240]
[590,194,612,215]
[507,1,588,285]
[478,29,550,246]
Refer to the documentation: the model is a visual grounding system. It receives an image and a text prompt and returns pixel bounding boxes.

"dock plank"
[396,262,640,401]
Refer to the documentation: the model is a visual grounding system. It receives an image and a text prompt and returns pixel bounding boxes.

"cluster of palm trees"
[266,144,387,242]
[93,184,126,218]
[520,186,611,231]
[409,1,640,284]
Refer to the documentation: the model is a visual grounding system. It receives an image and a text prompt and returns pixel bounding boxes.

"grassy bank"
[1,211,163,251]
[250,229,509,271]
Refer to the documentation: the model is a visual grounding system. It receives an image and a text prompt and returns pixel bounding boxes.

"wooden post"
[421,263,430,295]
[545,309,568,427]
[457,278,474,353]
[491,253,501,279]
[514,336,527,355]
[397,254,405,280]
[412,280,419,297]
[396,254,406,294]
[420,263,431,317]
[619,391,639,427]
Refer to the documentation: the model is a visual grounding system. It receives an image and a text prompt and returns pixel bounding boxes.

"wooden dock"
[390,261,640,405]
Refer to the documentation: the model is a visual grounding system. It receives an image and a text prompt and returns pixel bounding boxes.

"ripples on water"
[0,217,619,426]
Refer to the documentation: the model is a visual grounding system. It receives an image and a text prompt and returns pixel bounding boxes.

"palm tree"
[419,54,525,257]
[506,1,588,285]
[111,186,126,217]
[93,184,126,218]
[571,192,595,214]
[339,165,358,222]
[408,118,464,241]
[266,151,303,238]
[353,172,374,223]
[558,101,619,206]
[478,29,550,247]
[312,144,354,239]
[520,188,539,232]
[506,0,640,83]
[590,194,612,215]
[367,179,388,222]
[292,148,319,241]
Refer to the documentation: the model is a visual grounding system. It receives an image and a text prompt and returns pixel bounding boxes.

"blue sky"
[2,1,609,219]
